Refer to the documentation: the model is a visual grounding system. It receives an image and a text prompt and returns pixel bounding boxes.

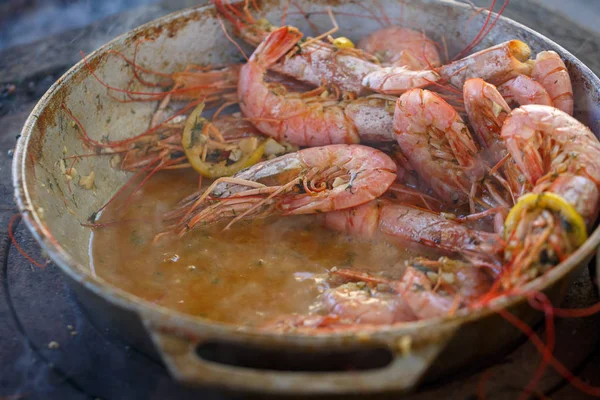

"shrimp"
[263,260,493,332]
[360,40,533,95]
[497,75,553,108]
[393,88,484,206]
[463,78,528,199]
[161,144,397,237]
[500,105,600,287]
[357,26,442,69]
[531,51,574,115]
[315,281,418,325]
[320,199,502,270]
[239,26,363,146]
[438,40,533,89]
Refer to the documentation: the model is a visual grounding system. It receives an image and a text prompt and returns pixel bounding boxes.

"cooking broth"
[90,170,418,327]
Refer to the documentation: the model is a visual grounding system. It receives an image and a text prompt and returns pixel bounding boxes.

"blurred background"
[0,0,599,50]
[0,0,164,49]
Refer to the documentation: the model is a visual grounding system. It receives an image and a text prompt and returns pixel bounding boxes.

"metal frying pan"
[12,0,600,394]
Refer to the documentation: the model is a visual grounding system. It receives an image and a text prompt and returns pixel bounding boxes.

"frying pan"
[12,0,600,394]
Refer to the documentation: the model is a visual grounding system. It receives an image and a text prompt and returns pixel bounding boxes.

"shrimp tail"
[251,26,303,66]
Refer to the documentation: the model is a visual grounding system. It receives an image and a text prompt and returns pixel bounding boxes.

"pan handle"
[142,318,458,394]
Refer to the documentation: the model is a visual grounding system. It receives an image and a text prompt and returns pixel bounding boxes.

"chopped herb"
[211,277,221,285]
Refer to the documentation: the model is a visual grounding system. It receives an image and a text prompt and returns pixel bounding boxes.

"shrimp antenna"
[290,0,320,35]
[216,14,249,62]
[281,0,291,26]
[454,0,509,60]
[299,7,339,50]
[8,214,50,268]
[355,2,387,28]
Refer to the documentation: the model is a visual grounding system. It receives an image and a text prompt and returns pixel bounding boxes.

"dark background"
[2,1,600,399]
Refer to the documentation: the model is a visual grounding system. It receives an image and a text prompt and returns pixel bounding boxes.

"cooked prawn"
[438,40,533,89]
[357,26,442,69]
[463,78,528,199]
[531,51,574,115]
[161,144,397,237]
[263,260,493,332]
[239,26,365,146]
[501,105,600,287]
[320,199,502,269]
[393,88,484,206]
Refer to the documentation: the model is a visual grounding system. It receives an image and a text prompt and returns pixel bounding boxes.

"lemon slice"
[182,103,265,179]
[504,192,587,247]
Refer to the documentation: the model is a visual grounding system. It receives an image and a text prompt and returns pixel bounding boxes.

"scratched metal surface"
[1,0,600,399]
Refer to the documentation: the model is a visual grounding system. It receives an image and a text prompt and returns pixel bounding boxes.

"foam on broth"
[90,170,417,327]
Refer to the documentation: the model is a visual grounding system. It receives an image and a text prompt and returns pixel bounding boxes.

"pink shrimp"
[321,199,501,269]
[463,78,528,200]
[497,75,553,108]
[393,88,484,206]
[500,105,600,287]
[263,260,493,332]
[161,144,397,237]
[239,26,359,145]
[438,40,533,89]
[316,281,418,324]
[357,26,442,69]
[531,51,574,115]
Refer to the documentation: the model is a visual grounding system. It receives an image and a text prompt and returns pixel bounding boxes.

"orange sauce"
[90,170,415,327]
